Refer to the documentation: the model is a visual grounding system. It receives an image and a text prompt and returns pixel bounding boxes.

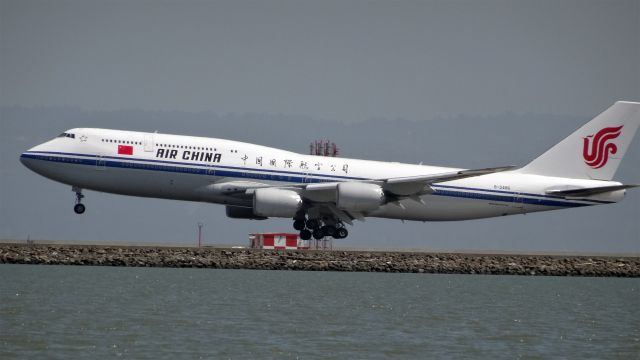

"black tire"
[312,228,324,240]
[300,229,312,240]
[74,203,86,214]
[334,227,348,239]
[293,219,306,231]
[321,225,337,237]
[306,218,320,230]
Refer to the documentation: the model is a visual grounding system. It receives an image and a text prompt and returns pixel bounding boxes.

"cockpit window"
[57,132,75,139]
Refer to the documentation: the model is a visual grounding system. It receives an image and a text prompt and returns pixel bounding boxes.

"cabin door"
[144,134,155,152]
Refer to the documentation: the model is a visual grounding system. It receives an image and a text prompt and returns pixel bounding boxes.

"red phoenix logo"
[582,125,623,169]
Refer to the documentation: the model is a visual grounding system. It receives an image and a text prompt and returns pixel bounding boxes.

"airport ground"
[1,241,638,277]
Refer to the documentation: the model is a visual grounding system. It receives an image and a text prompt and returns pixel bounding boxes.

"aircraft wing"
[213,166,515,199]
[213,166,515,222]
[290,165,514,222]
[296,165,516,198]
[374,165,516,196]
[546,184,639,197]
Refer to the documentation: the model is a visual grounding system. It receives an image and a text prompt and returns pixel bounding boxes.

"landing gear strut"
[320,225,336,237]
[293,219,306,231]
[73,187,85,214]
[306,218,320,230]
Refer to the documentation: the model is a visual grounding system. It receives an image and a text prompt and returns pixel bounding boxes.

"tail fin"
[519,101,640,180]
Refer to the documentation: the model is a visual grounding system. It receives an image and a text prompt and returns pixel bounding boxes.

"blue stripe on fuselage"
[20,151,609,208]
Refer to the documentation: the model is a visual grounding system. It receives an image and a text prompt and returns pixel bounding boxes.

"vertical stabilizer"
[519,101,640,180]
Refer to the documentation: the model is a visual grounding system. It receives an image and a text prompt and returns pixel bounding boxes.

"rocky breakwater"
[1,244,639,277]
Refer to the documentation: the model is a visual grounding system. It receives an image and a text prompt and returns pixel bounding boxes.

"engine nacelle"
[225,206,267,220]
[336,182,385,212]
[253,188,303,218]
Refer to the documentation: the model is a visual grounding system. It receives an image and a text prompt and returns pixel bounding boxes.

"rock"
[0,244,638,277]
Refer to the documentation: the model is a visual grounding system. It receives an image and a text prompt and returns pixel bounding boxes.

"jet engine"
[253,188,303,218]
[336,182,385,212]
[225,206,267,220]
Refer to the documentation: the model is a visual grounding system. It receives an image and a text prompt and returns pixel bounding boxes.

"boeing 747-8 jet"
[21,101,640,240]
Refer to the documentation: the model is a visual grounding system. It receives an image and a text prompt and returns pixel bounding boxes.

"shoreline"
[1,243,638,277]
[2,239,637,257]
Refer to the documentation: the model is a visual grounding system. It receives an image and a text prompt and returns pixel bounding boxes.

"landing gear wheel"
[306,218,320,230]
[74,203,86,214]
[293,219,306,231]
[72,187,85,215]
[321,225,337,237]
[334,227,348,239]
[312,228,324,240]
[300,229,312,240]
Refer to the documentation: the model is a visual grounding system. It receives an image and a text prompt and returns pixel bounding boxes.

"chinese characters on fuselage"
[156,148,350,173]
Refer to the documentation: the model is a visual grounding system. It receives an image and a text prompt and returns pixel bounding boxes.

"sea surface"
[1,265,638,359]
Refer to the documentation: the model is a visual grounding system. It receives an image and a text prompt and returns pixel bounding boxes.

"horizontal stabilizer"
[546,184,639,197]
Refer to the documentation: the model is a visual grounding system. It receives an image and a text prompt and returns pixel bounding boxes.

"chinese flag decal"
[118,145,133,155]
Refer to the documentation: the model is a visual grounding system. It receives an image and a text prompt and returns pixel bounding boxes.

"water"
[1,265,638,359]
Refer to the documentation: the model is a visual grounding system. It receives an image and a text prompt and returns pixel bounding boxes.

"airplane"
[20,101,639,240]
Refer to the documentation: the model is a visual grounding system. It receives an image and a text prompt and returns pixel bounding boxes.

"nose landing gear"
[72,187,85,214]
[74,203,86,214]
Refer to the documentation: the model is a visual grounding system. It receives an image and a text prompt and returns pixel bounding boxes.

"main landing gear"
[293,216,348,240]
[72,187,85,214]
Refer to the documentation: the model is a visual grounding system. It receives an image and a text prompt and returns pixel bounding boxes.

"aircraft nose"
[20,150,35,170]
[20,144,43,171]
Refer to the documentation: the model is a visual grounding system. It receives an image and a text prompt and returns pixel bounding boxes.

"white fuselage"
[20,128,624,221]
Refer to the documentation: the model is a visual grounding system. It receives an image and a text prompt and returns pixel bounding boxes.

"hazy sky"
[1,0,639,252]
[2,0,638,121]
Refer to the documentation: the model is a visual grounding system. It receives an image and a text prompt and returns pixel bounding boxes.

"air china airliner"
[21,101,639,240]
